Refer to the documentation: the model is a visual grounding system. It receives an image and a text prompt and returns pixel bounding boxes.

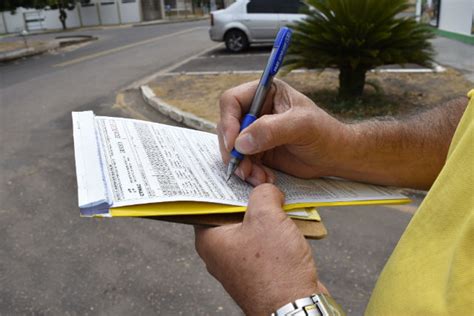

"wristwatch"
[271,293,346,316]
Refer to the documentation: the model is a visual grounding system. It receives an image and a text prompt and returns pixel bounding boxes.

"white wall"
[3,8,28,33]
[99,1,120,24]
[0,12,8,33]
[439,0,473,36]
[0,0,141,33]
[119,0,141,23]
[42,7,81,30]
[79,4,100,26]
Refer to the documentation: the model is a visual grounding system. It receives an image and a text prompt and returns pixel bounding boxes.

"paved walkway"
[431,37,474,82]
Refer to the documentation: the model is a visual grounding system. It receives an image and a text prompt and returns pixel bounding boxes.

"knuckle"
[273,78,292,95]
[273,77,287,90]
[219,90,235,111]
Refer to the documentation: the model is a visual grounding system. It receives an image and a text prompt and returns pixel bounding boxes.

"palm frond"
[286,0,434,71]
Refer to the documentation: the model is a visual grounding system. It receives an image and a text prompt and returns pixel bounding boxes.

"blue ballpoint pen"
[225,27,293,182]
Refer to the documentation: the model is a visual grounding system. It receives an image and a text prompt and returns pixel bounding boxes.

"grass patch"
[150,68,472,124]
[306,89,403,120]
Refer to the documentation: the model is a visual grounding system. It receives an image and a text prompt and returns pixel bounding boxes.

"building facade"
[1,0,472,38]
[0,0,236,34]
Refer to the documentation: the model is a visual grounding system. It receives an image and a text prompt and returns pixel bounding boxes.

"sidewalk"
[133,16,208,27]
[0,35,97,62]
[431,36,474,82]
[0,40,56,62]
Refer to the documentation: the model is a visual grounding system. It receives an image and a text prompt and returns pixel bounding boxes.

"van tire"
[224,29,249,53]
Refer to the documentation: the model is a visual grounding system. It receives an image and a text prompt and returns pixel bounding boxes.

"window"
[275,0,307,14]
[246,0,307,14]
[247,0,274,14]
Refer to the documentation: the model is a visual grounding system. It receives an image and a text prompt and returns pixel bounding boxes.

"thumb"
[234,111,299,155]
[243,183,287,226]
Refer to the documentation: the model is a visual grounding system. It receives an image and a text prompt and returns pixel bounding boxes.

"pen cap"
[270,27,293,76]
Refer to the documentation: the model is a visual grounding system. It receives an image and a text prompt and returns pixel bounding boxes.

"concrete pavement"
[431,37,474,82]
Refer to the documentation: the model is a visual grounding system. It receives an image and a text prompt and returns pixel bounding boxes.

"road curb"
[133,17,209,27]
[0,36,97,63]
[0,41,59,62]
[140,85,216,133]
[56,35,98,47]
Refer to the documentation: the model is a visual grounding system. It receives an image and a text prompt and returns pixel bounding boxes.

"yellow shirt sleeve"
[365,91,474,315]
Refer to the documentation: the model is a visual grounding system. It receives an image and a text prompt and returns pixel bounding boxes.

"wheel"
[224,29,249,53]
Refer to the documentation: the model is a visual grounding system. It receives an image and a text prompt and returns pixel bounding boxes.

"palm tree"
[285,0,434,99]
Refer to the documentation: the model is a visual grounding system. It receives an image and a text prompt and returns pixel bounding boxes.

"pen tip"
[225,161,236,182]
[225,169,232,183]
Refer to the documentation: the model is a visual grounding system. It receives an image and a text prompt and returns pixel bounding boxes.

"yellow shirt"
[366,91,474,315]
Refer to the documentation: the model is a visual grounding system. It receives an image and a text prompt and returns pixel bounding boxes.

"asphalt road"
[171,38,469,75]
[173,45,273,73]
[1,21,420,315]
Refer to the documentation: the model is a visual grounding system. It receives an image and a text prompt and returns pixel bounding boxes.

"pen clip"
[269,27,293,76]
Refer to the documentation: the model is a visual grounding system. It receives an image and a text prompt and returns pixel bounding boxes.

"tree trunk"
[338,66,367,99]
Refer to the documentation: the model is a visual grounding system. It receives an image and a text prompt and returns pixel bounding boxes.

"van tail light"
[210,13,214,26]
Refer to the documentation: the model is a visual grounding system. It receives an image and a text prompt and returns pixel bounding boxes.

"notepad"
[72,111,410,218]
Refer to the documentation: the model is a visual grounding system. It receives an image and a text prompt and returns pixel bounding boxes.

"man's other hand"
[195,184,325,315]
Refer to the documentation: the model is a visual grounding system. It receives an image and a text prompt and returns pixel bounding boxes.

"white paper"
[83,114,406,209]
[72,111,111,210]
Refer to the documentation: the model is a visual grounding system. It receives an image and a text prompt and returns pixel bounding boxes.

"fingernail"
[236,168,245,180]
[235,134,256,154]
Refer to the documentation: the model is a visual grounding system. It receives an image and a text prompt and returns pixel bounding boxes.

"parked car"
[209,0,307,52]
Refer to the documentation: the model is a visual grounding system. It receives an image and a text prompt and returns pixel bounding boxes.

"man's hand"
[218,80,468,189]
[195,184,326,315]
[217,79,351,186]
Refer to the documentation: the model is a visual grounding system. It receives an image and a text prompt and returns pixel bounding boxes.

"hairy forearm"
[335,97,468,190]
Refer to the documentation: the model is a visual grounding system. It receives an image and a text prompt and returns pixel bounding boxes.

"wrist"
[321,120,362,178]
[271,293,345,316]
[336,122,364,170]
[249,283,322,315]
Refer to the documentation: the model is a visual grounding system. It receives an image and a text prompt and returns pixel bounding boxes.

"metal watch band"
[271,294,346,316]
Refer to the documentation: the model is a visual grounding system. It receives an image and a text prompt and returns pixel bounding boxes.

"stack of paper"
[72,111,410,237]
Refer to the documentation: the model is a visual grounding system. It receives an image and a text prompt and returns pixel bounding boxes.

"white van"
[209,0,307,52]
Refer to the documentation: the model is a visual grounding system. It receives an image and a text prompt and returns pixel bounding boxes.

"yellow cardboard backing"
[109,198,411,217]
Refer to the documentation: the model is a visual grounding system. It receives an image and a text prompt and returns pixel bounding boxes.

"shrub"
[285,0,435,99]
